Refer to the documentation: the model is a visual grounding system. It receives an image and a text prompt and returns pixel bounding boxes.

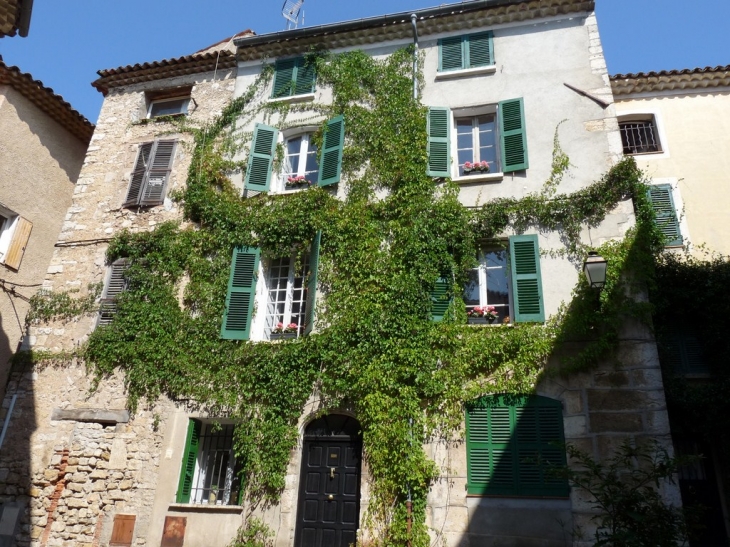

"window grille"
[619,120,661,155]
[190,423,239,505]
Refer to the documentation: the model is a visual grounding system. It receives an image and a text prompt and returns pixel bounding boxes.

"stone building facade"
[0,2,682,546]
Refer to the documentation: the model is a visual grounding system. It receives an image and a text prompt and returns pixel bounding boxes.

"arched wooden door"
[294,414,362,547]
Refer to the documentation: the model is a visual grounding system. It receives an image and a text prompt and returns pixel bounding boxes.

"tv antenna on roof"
[282,0,304,30]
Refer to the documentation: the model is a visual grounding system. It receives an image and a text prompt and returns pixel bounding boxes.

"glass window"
[282,134,319,190]
[464,247,510,323]
[455,114,497,176]
[148,98,189,118]
[263,255,310,339]
[619,118,661,155]
[190,423,241,505]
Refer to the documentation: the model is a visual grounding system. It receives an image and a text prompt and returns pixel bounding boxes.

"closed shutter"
[221,247,260,340]
[304,231,321,336]
[499,98,529,172]
[509,235,544,323]
[665,329,709,375]
[244,124,278,195]
[4,216,32,270]
[318,116,344,187]
[140,140,176,206]
[427,107,451,177]
[648,184,682,246]
[466,395,568,496]
[110,514,136,546]
[124,142,153,206]
[272,58,297,98]
[466,32,494,68]
[294,58,316,95]
[430,276,451,322]
[98,259,129,326]
[176,419,201,503]
[439,36,464,71]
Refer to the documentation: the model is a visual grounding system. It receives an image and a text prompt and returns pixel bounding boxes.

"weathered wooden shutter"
[499,98,529,172]
[304,231,321,336]
[427,107,451,177]
[221,247,260,340]
[176,419,201,503]
[466,32,494,68]
[4,216,32,270]
[294,57,316,95]
[124,142,153,206]
[430,276,451,322]
[272,58,297,98]
[140,140,176,206]
[110,514,136,546]
[648,184,682,246]
[509,235,544,323]
[318,116,344,187]
[466,395,567,496]
[98,259,129,326]
[244,124,278,195]
[439,36,464,71]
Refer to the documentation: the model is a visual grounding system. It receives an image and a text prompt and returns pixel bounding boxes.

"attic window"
[146,87,192,118]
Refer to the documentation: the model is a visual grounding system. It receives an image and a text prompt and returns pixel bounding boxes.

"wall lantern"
[583,251,607,289]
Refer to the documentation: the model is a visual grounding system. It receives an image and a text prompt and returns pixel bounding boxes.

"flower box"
[467,316,497,325]
[270,332,297,340]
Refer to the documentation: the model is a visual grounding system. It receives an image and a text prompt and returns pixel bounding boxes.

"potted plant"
[285,175,313,189]
[270,322,299,340]
[467,305,498,324]
[462,161,490,175]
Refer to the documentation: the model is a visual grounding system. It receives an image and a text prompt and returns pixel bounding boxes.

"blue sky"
[0,0,728,122]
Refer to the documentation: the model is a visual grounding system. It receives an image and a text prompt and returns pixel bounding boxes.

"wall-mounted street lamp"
[583,251,607,289]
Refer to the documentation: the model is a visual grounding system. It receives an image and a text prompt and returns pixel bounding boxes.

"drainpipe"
[406,417,413,547]
[411,13,419,101]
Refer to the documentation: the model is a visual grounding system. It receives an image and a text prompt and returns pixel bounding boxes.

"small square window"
[619,117,662,155]
[272,57,316,99]
[438,31,494,72]
[148,97,189,118]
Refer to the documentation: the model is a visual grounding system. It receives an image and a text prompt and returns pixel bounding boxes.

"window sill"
[168,503,243,513]
[267,92,315,104]
[435,65,497,81]
[453,172,504,184]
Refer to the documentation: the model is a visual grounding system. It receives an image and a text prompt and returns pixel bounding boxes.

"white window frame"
[451,105,504,183]
[616,109,670,160]
[276,130,320,193]
[147,96,190,119]
[464,244,512,324]
[189,421,239,506]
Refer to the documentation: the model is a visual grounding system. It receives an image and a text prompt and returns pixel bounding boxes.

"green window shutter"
[509,234,544,323]
[98,259,129,326]
[140,140,176,206]
[430,276,451,322]
[124,142,153,206]
[244,124,278,195]
[427,107,451,177]
[466,32,494,68]
[318,116,345,187]
[499,98,529,172]
[272,58,297,98]
[466,395,568,497]
[294,57,316,95]
[304,231,321,336]
[177,419,201,503]
[221,247,260,340]
[648,184,682,246]
[439,36,464,71]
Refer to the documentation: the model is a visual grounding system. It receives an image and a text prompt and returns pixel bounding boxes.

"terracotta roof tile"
[610,65,730,95]
[0,0,33,37]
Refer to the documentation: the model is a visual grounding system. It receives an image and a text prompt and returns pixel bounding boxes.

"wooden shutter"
[272,58,297,98]
[439,36,464,71]
[509,235,544,323]
[665,329,709,375]
[4,216,32,270]
[244,124,278,195]
[466,32,494,68]
[140,140,176,206]
[221,247,260,340]
[427,107,451,177]
[318,116,345,187]
[98,259,129,326]
[304,231,321,336]
[499,98,529,172]
[294,57,316,95]
[648,184,682,246]
[430,276,451,322]
[110,514,136,546]
[176,419,201,503]
[466,395,568,496]
[124,142,153,206]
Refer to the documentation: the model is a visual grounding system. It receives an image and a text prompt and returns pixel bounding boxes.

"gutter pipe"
[411,13,419,101]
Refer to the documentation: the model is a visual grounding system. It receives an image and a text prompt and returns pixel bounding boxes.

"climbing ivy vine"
[28,47,664,546]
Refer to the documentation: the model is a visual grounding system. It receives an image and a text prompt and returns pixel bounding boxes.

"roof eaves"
[610,65,730,96]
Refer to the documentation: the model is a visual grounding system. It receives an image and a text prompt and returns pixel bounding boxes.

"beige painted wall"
[0,84,88,391]
[615,90,730,255]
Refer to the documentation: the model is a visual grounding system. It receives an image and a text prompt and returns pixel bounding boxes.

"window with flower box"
[281,133,319,191]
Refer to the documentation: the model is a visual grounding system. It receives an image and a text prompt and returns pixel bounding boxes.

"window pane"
[456,118,475,177]
[285,137,302,176]
[477,115,497,169]
[150,98,188,117]
[485,249,509,321]
[464,269,480,306]
[304,141,319,181]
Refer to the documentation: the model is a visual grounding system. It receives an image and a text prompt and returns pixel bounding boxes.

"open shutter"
[272,58,297,98]
[124,142,153,206]
[98,259,129,326]
[467,32,494,68]
[176,419,201,503]
[294,57,316,95]
[648,184,682,246]
[244,124,278,195]
[318,116,344,187]
[427,107,451,177]
[499,98,529,172]
[430,276,451,322]
[140,140,176,206]
[221,247,260,340]
[304,231,321,336]
[509,234,544,323]
[4,216,32,270]
[439,36,464,71]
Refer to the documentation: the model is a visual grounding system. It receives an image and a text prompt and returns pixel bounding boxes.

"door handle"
[330,467,335,479]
